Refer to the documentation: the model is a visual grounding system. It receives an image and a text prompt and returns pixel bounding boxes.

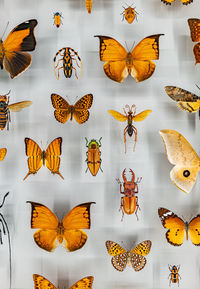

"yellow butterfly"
[158,207,200,246]
[33,274,94,289]
[94,34,164,83]
[24,137,64,180]
[105,240,152,272]
[159,129,200,194]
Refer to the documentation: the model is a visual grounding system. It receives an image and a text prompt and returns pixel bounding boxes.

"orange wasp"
[108,105,152,153]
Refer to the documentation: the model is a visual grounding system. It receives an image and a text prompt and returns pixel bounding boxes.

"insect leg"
[124,126,128,153]
[132,125,137,151]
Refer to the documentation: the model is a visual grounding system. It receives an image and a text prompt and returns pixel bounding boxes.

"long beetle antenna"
[0,192,11,289]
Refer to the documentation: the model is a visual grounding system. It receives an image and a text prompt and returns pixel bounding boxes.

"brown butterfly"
[24,137,64,180]
[162,0,193,5]
[27,201,95,252]
[33,275,94,289]
[94,34,164,83]
[188,18,200,64]
[0,19,37,78]
[51,93,93,124]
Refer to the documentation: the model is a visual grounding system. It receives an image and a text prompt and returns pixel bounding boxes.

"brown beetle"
[116,169,142,221]
[85,137,103,176]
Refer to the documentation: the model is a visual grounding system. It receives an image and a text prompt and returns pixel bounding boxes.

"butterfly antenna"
[195,84,200,92]
[1,21,9,40]
[130,41,135,52]
[0,192,11,289]
[125,41,129,51]
[5,90,11,96]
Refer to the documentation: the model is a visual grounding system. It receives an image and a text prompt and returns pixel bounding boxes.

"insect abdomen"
[0,104,8,130]
[85,0,92,13]
[63,49,72,78]
[128,125,133,136]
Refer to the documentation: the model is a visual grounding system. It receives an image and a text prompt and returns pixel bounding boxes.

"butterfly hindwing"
[188,18,200,64]
[0,148,7,161]
[33,274,57,289]
[158,208,186,246]
[159,129,200,193]
[1,19,37,78]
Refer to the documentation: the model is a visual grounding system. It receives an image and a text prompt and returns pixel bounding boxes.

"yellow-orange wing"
[133,110,152,122]
[108,110,127,122]
[1,19,37,78]
[158,208,186,246]
[45,137,64,180]
[8,101,32,112]
[70,276,94,289]
[23,138,43,180]
[188,215,200,246]
[51,93,71,124]
[33,274,57,289]
[27,202,59,252]
[159,129,200,194]
[130,240,152,271]
[94,35,128,83]
[131,34,164,82]
[105,240,128,271]
[162,0,193,4]
[188,18,200,64]
[73,94,93,124]
[0,148,7,161]
[62,202,95,251]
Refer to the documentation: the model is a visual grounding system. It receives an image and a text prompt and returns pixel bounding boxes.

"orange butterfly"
[33,275,94,289]
[24,137,64,180]
[188,18,200,64]
[27,201,95,252]
[0,148,7,161]
[94,34,164,83]
[0,19,37,78]
[162,0,192,4]
[158,207,200,246]
[51,93,93,124]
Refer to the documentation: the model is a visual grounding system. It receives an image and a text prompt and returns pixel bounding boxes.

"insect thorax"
[63,49,73,77]
[88,140,99,149]
[56,222,64,243]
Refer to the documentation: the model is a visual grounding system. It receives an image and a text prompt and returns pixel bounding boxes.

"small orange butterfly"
[188,18,200,64]
[0,19,37,78]
[33,275,94,289]
[51,93,93,124]
[162,0,193,4]
[24,137,64,180]
[158,207,200,246]
[27,201,95,252]
[121,4,138,24]
[105,240,152,272]
[109,104,152,153]
[94,34,164,83]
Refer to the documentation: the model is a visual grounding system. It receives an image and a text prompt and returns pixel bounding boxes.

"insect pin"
[0,90,32,130]
[116,169,142,221]
[85,137,103,176]
[121,4,138,24]
[168,265,181,286]
[85,0,93,13]
[108,104,152,153]
[53,47,83,80]
[53,12,63,28]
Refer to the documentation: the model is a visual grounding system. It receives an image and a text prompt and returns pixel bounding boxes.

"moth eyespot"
[183,170,190,178]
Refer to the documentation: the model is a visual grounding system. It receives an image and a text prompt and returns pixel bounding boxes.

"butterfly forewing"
[158,208,186,246]
[33,274,57,289]
[70,277,94,289]
[162,0,192,4]
[130,240,151,271]
[74,94,93,110]
[188,19,200,42]
[0,148,7,161]
[51,93,70,109]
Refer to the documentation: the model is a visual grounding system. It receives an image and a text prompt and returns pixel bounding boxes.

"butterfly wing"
[188,215,200,246]
[94,35,128,83]
[158,208,186,246]
[131,34,164,82]
[33,274,57,289]
[161,0,192,4]
[105,240,128,271]
[159,129,200,194]
[69,276,94,289]
[188,19,200,64]
[165,86,200,113]
[51,93,71,124]
[133,110,152,122]
[62,202,95,251]
[27,202,59,252]
[24,138,43,180]
[0,148,7,161]
[130,240,152,271]
[73,94,93,124]
[8,101,32,112]
[45,137,64,179]
[2,19,37,78]
[108,110,127,122]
